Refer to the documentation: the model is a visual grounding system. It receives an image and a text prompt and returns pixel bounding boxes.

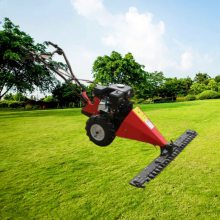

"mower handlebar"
[45,41,59,49]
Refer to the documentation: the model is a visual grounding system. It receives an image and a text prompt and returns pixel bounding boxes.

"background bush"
[0,101,9,108]
[185,94,197,101]
[197,90,220,100]
[25,103,33,110]
[153,97,174,103]
[142,99,153,104]
[176,97,186,102]
[0,100,25,108]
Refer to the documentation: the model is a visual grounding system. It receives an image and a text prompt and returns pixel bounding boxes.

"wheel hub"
[90,124,105,141]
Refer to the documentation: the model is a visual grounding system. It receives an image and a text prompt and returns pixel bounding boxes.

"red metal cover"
[116,107,167,147]
[81,92,100,116]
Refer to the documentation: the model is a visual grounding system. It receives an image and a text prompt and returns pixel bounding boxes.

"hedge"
[185,94,197,101]
[197,90,220,100]
[0,100,25,108]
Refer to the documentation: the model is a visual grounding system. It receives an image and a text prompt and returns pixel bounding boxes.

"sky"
[1,0,220,80]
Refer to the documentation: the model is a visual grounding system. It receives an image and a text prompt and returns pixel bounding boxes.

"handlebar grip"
[45,41,60,49]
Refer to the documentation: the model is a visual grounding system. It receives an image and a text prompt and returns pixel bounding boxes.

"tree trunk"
[0,85,13,100]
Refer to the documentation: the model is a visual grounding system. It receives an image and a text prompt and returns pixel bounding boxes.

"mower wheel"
[86,115,115,146]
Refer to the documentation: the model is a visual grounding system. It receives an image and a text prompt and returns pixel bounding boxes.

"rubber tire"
[86,115,115,147]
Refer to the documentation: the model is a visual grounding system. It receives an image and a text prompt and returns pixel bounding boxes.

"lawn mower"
[32,42,197,188]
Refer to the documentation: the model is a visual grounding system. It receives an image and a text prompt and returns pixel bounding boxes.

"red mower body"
[116,107,168,147]
[82,90,168,147]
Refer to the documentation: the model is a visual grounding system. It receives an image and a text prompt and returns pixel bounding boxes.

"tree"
[4,92,28,101]
[214,75,220,83]
[194,73,210,85]
[158,78,180,100]
[136,71,165,99]
[0,18,58,99]
[189,82,207,95]
[93,51,145,87]
[207,79,218,91]
[177,77,193,96]
[52,82,82,107]
[3,93,13,100]
[159,77,193,98]
[43,95,55,103]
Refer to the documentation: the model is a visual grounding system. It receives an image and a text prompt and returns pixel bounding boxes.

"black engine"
[93,84,133,128]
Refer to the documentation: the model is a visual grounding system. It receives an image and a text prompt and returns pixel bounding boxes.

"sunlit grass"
[0,100,220,219]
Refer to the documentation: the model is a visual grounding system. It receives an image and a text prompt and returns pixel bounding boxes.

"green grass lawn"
[0,100,220,219]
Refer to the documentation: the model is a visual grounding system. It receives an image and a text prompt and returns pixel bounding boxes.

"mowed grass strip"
[0,100,220,219]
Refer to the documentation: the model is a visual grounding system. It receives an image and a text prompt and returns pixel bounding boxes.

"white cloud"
[71,1,170,71]
[71,0,217,77]
[180,51,193,70]
[71,0,112,26]
[100,7,169,71]
[72,0,104,16]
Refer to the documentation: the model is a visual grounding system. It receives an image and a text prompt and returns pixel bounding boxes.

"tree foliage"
[214,75,220,83]
[52,82,82,107]
[93,51,145,87]
[136,71,164,99]
[92,51,219,101]
[93,51,167,99]
[194,73,210,85]
[0,18,57,99]
[1,16,219,106]
[92,51,195,100]
[3,92,28,101]
[159,78,180,100]
[207,79,218,91]
[189,82,207,95]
